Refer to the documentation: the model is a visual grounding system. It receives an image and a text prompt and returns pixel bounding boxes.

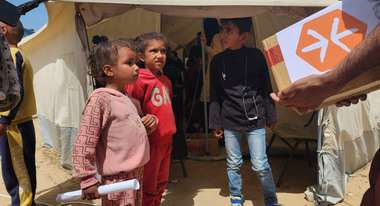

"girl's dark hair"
[134,32,168,54]
[88,38,136,85]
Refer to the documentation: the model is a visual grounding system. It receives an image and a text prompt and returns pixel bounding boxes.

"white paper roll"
[56,179,140,202]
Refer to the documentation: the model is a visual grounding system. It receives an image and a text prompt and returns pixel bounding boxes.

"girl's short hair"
[88,38,136,85]
[134,32,168,54]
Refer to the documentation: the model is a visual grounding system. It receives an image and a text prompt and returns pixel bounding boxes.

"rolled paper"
[56,179,140,202]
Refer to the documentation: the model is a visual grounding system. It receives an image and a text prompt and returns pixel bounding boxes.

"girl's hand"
[82,184,100,200]
[142,114,158,134]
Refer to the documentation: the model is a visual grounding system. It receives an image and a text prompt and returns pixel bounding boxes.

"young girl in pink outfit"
[72,39,157,206]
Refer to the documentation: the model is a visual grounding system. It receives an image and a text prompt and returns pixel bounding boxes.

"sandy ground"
[0,121,371,206]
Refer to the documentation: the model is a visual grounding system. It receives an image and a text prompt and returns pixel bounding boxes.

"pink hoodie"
[72,88,150,189]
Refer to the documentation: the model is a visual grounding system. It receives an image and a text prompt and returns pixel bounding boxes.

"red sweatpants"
[142,143,172,206]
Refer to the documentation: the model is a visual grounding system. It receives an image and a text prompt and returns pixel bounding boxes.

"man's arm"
[271,23,380,111]
[329,23,380,90]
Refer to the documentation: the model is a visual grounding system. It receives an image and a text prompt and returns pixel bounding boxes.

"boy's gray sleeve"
[209,57,223,129]
[259,51,277,124]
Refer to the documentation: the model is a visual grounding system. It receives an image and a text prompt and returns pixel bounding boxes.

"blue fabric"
[18,120,37,200]
[230,196,244,205]
[0,120,36,206]
[0,131,21,206]
[38,115,55,148]
[224,128,278,205]
[0,116,10,125]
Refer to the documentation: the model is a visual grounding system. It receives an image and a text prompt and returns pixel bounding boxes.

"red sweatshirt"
[125,69,176,145]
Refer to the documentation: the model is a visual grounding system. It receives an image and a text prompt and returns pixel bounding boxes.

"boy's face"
[143,39,167,73]
[220,23,248,50]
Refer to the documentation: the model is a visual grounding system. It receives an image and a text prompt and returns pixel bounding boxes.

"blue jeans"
[224,128,278,205]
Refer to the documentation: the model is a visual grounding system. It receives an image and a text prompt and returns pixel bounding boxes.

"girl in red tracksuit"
[125,32,176,206]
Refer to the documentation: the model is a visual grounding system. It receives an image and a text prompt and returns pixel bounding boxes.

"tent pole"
[201,36,209,155]
[74,4,95,92]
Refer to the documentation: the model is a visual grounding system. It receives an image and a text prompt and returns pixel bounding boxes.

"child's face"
[220,23,247,50]
[107,47,139,86]
[143,39,167,73]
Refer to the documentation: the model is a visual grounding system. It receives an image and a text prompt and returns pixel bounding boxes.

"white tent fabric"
[20,2,87,167]
[77,1,330,26]
[20,0,380,203]
[21,2,87,128]
[315,90,380,204]
[320,91,380,174]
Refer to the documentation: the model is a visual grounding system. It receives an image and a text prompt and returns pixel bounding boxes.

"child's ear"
[137,53,144,62]
[240,32,250,42]
[103,65,114,77]
[0,25,8,36]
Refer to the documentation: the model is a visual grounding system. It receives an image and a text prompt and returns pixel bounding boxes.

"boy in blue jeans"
[209,17,280,206]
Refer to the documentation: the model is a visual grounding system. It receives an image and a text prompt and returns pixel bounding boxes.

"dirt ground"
[0,121,371,206]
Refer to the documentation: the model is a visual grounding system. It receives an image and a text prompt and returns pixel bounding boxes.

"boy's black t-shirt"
[209,46,277,131]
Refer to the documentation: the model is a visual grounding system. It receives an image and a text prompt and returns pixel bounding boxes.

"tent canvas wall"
[19,0,380,204]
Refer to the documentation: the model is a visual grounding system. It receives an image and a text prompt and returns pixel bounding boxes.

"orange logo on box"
[296,9,367,72]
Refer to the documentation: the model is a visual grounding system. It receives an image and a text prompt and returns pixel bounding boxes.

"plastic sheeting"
[38,115,77,169]
[314,90,380,204]
[76,1,328,26]
[87,8,161,43]
[21,2,87,128]
[20,2,87,168]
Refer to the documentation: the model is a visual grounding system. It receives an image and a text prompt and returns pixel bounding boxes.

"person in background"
[0,20,37,206]
[163,47,188,161]
[200,18,224,103]
[185,32,205,132]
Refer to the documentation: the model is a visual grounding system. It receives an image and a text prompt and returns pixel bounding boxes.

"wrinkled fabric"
[312,94,380,205]
[0,31,20,111]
